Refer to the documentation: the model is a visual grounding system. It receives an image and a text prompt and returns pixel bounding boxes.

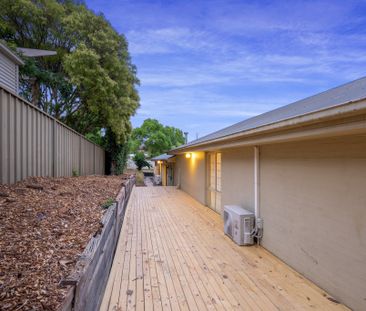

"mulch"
[0,175,130,310]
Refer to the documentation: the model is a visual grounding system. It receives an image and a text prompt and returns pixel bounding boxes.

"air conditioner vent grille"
[224,210,232,238]
[223,205,254,246]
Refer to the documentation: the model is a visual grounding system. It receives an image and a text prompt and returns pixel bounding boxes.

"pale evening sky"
[85,0,366,141]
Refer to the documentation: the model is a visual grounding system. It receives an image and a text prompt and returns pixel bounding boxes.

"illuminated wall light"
[185,153,192,159]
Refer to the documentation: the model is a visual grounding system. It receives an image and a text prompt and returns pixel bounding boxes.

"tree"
[1,0,77,112]
[130,119,185,157]
[104,129,130,175]
[0,0,139,172]
[133,152,151,171]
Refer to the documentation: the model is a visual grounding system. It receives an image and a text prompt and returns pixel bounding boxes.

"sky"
[85,0,366,141]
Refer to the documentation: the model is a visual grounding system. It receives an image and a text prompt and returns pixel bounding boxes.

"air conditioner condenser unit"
[224,205,255,245]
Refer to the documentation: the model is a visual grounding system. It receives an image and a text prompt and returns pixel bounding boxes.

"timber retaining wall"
[59,175,136,311]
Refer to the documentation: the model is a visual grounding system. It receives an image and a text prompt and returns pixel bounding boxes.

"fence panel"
[0,87,105,184]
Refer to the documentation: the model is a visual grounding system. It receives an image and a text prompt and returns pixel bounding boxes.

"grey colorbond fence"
[0,86,105,184]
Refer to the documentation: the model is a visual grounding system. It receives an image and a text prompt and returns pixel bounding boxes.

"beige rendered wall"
[162,164,167,186]
[175,152,206,205]
[260,135,366,311]
[221,147,255,213]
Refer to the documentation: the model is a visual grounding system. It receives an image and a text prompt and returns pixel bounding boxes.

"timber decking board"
[100,187,349,311]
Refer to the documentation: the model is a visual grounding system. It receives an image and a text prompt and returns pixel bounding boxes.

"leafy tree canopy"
[131,119,185,157]
[0,0,139,147]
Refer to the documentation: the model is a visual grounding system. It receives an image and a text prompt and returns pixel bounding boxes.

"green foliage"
[104,129,129,175]
[0,0,80,114]
[133,152,151,171]
[72,168,79,177]
[101,197,114,209]
[128,138,141,155]
[0,0,139,172]
[85,129,129,174]
[131,119,185,157]
[85,129,104,146]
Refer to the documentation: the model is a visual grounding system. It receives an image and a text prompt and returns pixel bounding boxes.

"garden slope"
[0,175,127,310]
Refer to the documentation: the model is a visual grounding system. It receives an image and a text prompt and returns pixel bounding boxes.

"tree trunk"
[31,79,41,108]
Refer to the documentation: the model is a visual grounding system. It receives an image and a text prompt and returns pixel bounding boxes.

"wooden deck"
[100,187,348,311]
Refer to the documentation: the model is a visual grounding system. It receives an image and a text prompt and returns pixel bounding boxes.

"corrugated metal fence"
[0,86,105,184]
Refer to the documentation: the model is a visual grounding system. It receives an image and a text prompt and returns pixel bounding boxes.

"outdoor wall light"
[157,160,162,164]
[185,153,192,159]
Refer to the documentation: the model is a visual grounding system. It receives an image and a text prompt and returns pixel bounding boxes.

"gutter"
[170,98,366,154]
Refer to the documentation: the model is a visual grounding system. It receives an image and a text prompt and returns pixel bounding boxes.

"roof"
[172,76,366,151]
[151,154,175,161]
[0,42,24,65]
[16,48,57,57]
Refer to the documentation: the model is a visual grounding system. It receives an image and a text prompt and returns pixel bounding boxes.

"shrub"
[135,170,145,186]
[101,198,114,209]
[133,152,151,171]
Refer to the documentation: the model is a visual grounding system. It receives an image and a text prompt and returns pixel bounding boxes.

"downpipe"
[252,145,263,244]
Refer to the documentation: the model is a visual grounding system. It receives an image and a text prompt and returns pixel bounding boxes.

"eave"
[169,98,366,154]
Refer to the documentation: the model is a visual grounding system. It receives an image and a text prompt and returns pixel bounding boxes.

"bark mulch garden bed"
[0,175,130,310]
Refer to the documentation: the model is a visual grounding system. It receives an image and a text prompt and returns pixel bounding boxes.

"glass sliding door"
[208,152,222,214]
[167,164,174,186]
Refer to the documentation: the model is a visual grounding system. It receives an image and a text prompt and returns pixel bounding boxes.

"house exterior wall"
[153,163,160,176]
[175,152,206,205]
[221,147,255,213]
[0,50,19,93]
[174,134,366,310]
[260,135,366,311]
[162,164,167,186]
[175,148,255,210]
